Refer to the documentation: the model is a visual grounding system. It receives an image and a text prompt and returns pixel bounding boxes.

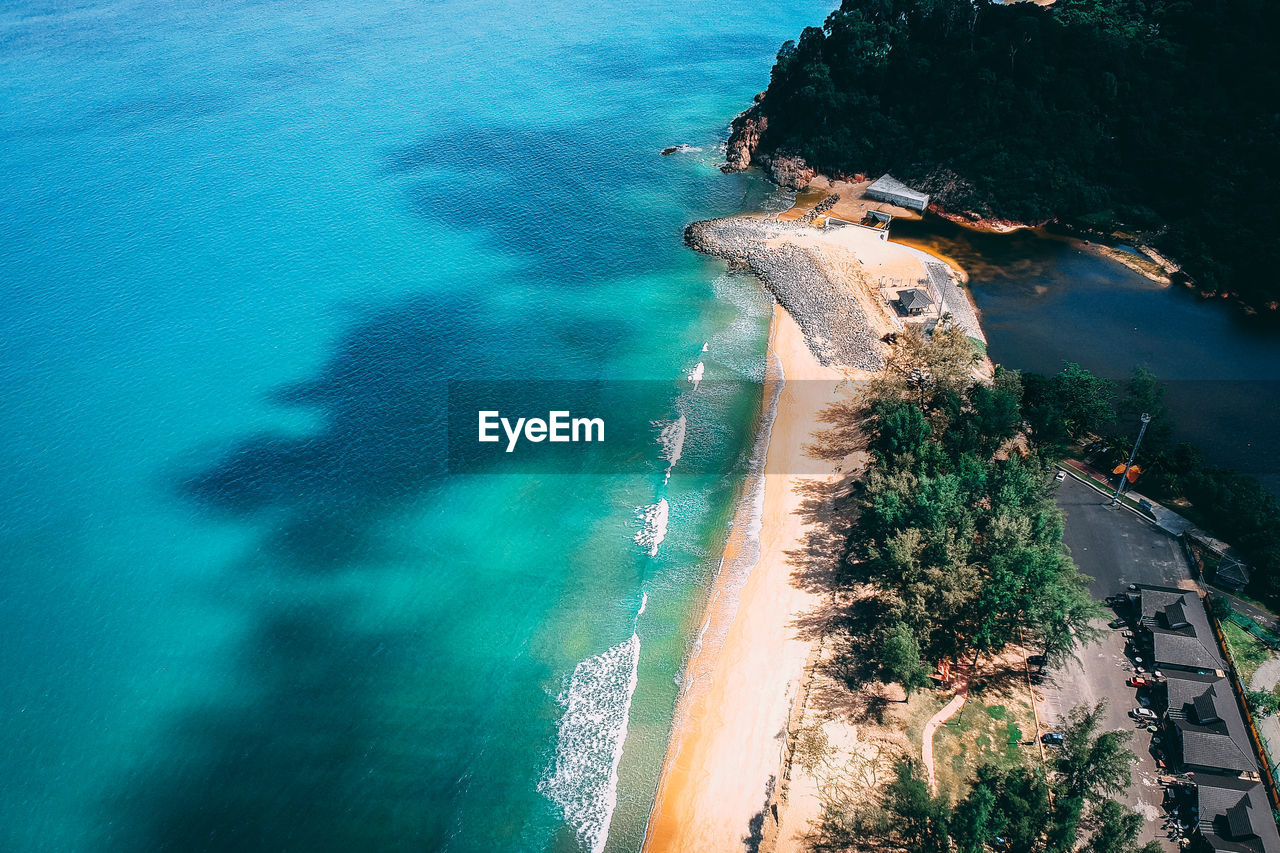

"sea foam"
[676,347,784,695]
[539,633,642,853]
[633,498,669,558]
[657,415,687,483]
[687,361,704,390]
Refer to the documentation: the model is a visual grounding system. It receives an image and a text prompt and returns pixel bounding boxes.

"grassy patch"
[933,683,1035,801]
[1226,610,1280,647]
[1222,620,1272,685]
[887,690,946,761]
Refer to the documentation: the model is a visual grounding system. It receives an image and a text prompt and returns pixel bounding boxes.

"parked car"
[1128,676,1151,687]
[1041,732,1065,747]
[1109,618,1126,629]
[1027,655,1047,667]
[1054,470,1066,482]
[1130,707,1158,721]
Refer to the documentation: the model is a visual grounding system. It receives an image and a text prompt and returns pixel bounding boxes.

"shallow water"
[0,1,830,850]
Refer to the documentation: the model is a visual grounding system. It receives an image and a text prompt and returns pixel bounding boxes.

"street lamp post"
[1112,412,1152,506]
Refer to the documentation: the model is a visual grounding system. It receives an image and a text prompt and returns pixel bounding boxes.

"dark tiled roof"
[1134,585,1225,671]
[1197,773,1280,853]
[900,289,931,310]
[1139,585,1195,620]
[1196,687,1226,724]
[1166,673,1256,774]
[1167,670,1225,707]
[1153,630,1224,671]
[1177,723,1257,773]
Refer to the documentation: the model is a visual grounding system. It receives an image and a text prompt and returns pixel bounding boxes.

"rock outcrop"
[722,97,816,189]
[762,153,816,190]
[723,102,766,173]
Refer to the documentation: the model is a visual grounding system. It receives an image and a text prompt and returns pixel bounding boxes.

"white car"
[1055,470,1067,482]
[1131,707,1157,721]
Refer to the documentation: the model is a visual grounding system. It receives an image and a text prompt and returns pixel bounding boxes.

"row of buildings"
[1127,584,1280,853]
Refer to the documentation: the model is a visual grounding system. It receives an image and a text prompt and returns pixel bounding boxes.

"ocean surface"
[0,1,829,851]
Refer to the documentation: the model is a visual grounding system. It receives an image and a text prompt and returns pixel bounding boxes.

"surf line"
[539,592,649,853]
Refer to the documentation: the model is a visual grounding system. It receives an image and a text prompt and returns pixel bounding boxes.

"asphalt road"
[1036,473,1193,851]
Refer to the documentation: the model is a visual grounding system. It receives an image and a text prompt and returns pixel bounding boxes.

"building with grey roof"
[898,288,932,316]
[1165,672,1257,775]
[1194,773,1280,853]
[865,174,930,212]
[1135,585,1226,673]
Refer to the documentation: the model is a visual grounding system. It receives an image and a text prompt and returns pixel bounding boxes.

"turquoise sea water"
[0,1,831,850]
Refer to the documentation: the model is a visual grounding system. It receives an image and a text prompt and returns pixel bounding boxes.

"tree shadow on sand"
[777,398,898,725]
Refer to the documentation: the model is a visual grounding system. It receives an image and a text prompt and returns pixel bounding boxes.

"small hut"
[899,288,932,316]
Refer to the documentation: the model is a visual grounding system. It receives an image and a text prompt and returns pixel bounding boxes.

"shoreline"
[643,302,850,852]
[645,210,976,851]
[726,145,1184,291]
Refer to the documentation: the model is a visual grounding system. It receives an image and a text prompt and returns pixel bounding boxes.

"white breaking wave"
[676,347,785,697]
[657,414,687,483]
[687,361,704,390]
[633,498,669,558]
[539,634,642,853]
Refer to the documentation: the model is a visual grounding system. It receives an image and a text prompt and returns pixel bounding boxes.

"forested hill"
[739,0,1280,310]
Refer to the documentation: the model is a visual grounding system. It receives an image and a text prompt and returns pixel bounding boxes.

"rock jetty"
[925,262,986,344]
[685,218,884,372]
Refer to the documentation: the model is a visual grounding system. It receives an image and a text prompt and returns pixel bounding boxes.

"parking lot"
[1036,474,1196,851]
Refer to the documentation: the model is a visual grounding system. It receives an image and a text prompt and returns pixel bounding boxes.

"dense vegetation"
[812,335,1178,851]
[817,702,1157,853]
[749,0,1280,309]
[833,325,1099,695]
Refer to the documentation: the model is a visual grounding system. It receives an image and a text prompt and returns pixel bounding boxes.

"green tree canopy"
[747,0,1280,310]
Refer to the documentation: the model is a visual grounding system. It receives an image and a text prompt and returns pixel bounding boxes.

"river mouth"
[890,215,1280,492]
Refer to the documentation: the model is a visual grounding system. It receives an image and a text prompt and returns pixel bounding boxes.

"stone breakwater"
[685,218,884,372]
[796,193,839,226]
[925,262,986,344]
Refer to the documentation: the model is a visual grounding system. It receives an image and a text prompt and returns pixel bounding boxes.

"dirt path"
[922,672,969,795]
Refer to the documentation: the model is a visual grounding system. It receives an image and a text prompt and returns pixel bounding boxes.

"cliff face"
[721,96,816,190]
[723,102,765,172]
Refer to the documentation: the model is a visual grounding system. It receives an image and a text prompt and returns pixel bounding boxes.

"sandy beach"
[646,205,988,852]
[643,303,851,852]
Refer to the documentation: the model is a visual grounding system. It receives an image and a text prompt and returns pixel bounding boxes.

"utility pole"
[1112,412,1151,506]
